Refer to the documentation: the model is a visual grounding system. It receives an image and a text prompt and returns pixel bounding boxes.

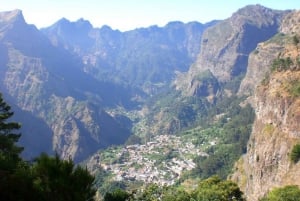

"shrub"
[260,185,300,201]
[293,35,299,45]
[271,57,293,72]
[289,80,300,97]
[290,144,300,163]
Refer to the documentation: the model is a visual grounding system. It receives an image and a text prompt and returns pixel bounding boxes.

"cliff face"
[175,5,285,97]
[232,10,300,201]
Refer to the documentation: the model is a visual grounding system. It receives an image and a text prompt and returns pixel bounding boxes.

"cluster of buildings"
[98,135,208,185]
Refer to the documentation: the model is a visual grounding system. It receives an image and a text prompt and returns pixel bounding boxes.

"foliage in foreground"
[103,176,245,201]
[0,93,96,201]
[260,185,300,201]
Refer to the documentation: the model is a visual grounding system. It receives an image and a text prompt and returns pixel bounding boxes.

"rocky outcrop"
[231,10,300,201]
[239,10,300,96]
[175,5,286,97]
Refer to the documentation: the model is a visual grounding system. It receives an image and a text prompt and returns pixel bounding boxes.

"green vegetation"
[104,188,130,201]
[271,57,293,72]
[103,176,245,201]
[293,35,299,45]
[261,73,270,85]
[266,33,287,45]
[0,93,96,201]
[290,144,300,163]
[0,93,23,174]
[94,90,255,196]
[263,124,275,135]
[184,98,255,179]
[191,176,245,201]
[143,89,210,135]
[260,185,300,201]
[289,80,300,97]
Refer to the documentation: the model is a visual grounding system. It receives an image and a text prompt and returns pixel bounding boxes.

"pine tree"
[0,93,27,201]
[0,93,23,172]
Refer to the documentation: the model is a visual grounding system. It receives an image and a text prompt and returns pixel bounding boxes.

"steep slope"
[175,5,286,97]
[42,19,216,94]
[0,10,131,162]
[231,10,300,201]
[138,5,288,138]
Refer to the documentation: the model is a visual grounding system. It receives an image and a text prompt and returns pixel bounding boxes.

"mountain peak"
[0,9,25,24]
[47,17,93,34]
[75,18,92,28]
[231,4,284,24]
[235,4,271,14]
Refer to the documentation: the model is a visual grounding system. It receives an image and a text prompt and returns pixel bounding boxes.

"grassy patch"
[289,80,300,97]
[263,123,275,135]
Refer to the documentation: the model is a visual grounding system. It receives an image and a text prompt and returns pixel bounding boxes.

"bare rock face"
[237,40,284,97]
[232,71,300,201]
[231,10,300,201]
[175,5,285,97]
[239,10,300,97]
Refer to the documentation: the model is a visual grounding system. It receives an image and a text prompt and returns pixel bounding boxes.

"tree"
[0,93,23,172]
[32,153,96,201]
[191,176,245,201]
[0,93,26,200]
[260,185,300,201]
[161,187,191,201]
[103,189,130,201]
[0,93,96,201]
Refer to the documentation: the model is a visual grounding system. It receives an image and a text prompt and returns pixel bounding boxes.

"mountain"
[0,9,216,162]
[80,5,300,195]
[175,5,286,97]
[136,5,288,138]
[1,6,300,198]
[42,19,216,94]
[0,10,132,162]
[231,10,300,201]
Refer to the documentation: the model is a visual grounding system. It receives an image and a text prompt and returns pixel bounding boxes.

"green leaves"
[260,185,300,201]
[192,176,245,201]
[103,176,244,201]
[0,93,23,172]
[271,57,294,72]
[32,153,96,201]
[290,144,300,163]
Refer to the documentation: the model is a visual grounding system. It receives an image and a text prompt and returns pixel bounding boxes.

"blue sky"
[0,0,299,31]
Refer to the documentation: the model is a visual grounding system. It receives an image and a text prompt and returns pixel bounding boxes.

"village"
[92,135,209,185]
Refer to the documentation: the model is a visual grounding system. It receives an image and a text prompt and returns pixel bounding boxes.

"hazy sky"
[0,0,299,31]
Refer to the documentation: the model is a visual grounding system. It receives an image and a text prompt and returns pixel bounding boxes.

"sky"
[0,0,299,31]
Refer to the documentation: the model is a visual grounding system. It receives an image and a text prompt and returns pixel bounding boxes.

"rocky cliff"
[129,5,291,140]
[175,5,286,97]
[231,10,300,201]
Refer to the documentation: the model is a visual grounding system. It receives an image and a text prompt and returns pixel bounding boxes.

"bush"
[260,185,300,201]
[290,144,300,163]
[293,35,299,45]
[271,57,293,72]
[289,80,300,97]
